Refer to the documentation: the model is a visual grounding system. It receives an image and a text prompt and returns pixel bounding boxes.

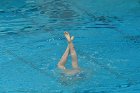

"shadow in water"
[124,35,140,43]
[37,0,78,20]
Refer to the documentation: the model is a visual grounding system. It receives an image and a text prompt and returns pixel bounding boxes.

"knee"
[57,64,66,70]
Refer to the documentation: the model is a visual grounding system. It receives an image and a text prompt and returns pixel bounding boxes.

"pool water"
[0,0,140,93]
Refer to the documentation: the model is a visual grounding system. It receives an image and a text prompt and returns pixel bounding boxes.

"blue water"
[0,0,140,93]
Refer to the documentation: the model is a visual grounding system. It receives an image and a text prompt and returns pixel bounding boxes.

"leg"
[64,32,79,69]
[69,42,79,69]
[57,45,69,70]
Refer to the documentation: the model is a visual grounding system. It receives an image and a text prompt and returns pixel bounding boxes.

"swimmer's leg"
[69,40,79,69]
[64,32,79,69]
[57,45,69,70]
[58,32,74,70]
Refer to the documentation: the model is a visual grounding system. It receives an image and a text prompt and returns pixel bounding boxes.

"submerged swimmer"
[57,32,80,76]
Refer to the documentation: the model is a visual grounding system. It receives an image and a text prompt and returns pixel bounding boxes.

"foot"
[71,36,74,41]
[64,31,71,43]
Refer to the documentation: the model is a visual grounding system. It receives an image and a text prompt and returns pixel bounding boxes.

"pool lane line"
[1,47,56,79]
[77,49,137,88]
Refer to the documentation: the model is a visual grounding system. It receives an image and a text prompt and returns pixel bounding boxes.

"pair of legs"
[57,32,79,75]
